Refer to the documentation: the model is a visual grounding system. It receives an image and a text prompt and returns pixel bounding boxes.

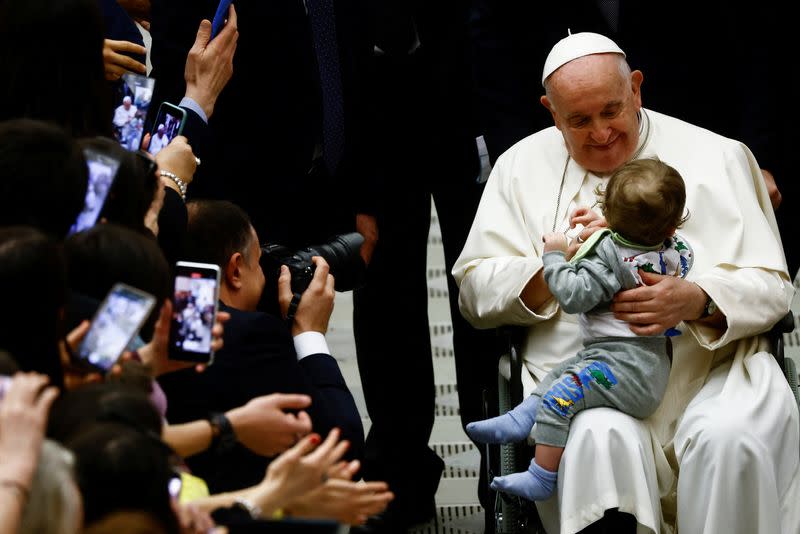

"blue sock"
[490,459,558,501]
[466,394,539,444]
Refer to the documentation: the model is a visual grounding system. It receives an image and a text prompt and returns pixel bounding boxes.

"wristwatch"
[700,294,718,318]
[208,412,237,454]
[233,496,262,519]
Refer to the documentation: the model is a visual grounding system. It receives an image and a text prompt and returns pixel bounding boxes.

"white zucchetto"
[542,31,625,86]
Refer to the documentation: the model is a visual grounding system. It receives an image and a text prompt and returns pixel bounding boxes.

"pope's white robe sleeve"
[453,153,559,328]
[685,142,792,349]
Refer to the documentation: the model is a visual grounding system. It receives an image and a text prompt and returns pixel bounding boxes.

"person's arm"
[279,258,365,460]
[154,135,198,195]
[163,392,314,459]
[611,271,720,337]
[193,430,350,516]
[613,142,792,344]
[177,107,210,159]
[181,5,238,121]
[540,235,622,315]
[761,169,781,210]
[0,374,59,533]
[163,419,213,458]
[452,152,557,328]
[102,39,147,81]
[284,479,394,526]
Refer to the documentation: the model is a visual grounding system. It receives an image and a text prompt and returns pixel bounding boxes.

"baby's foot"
[466,395,539,444]
[490,459,557,501]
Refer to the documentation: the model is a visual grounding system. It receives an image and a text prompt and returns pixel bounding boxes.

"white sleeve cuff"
[179,97,208,124]
[293,331,330,361]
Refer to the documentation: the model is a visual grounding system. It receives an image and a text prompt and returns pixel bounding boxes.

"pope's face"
[541,54,643,175]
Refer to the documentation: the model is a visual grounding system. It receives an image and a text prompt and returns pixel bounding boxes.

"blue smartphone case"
[211,0,233,39]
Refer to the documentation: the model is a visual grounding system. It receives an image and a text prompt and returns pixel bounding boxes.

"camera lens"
[309,232,364,273]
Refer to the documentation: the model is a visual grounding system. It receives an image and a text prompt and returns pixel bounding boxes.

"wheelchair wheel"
[784,357,800,409]
[495,373,532,533]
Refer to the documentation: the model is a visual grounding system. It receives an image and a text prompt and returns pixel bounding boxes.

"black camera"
[259,232,366,312]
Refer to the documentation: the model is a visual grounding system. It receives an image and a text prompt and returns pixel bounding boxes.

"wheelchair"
[483,312,798,534]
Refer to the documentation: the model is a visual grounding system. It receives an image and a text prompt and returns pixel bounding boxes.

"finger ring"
[194,156,201,166]
[321,473,329,483]
[576,235,585,244]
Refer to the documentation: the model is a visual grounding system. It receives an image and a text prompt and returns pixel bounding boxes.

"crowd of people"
[0,0,796,533]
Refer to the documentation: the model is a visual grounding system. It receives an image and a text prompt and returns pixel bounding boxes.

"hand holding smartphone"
[148,102,187,157]
[169,262,221,364]
[77,283,157,372]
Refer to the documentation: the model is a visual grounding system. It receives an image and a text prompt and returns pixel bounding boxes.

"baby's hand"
[543,232,568,253]
[570,206,606,229]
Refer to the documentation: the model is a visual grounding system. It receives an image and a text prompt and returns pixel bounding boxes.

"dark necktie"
[306,0,345,175]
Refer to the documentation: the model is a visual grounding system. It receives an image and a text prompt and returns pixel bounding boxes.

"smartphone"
[169,262,221,364]
[112,73,156,152]
[77,283,157,372]
[211,0,234,40]
[148,102,187,157]
[67,148,122,236]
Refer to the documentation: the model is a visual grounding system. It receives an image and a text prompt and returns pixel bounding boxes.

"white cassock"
[453,109,799,534]
[113,104,137,128]
[148,133,170,155]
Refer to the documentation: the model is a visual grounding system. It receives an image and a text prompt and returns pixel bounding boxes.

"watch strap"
[700,294,716,318]
[208,412,237,454]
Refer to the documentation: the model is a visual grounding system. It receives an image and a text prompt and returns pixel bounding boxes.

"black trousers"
[352,134,500,521]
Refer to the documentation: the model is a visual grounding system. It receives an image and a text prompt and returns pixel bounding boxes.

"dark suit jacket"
[149,0,375,248]
[368,0,480,191]
[157,303,364,493]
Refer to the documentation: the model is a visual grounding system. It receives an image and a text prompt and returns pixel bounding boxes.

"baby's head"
[597,158,688,246]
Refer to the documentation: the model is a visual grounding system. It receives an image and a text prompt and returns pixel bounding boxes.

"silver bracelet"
[233,496,262,519]
[159,170,187,200]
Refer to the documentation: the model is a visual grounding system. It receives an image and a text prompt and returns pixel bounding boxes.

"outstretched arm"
[542,253,621,315]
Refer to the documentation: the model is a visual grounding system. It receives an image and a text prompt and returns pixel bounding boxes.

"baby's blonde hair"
[596,158,689,246]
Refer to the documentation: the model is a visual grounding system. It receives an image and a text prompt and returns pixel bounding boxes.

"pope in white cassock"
[453,32,799,534]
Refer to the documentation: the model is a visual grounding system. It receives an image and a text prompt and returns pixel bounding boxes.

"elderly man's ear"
[631,70,644,106]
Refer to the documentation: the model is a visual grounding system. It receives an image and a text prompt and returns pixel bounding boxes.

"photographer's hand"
[278,257,335,337]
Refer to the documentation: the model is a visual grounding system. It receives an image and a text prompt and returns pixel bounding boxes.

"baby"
[467,158,693,501]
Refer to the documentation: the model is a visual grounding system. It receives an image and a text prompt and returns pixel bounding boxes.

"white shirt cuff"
[179,97,208,124]
[293,331,330,361]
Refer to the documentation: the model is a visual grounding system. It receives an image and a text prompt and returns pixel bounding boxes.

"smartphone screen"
[112,73,156,152]
[211,0,234,40]
[68,148,121,236]
[147,102,186,156]
[148,103,187,157]
[169,262,221,364]
[77,284,157,372]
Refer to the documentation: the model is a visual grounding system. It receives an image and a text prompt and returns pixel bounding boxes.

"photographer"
[158,200,364,493]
